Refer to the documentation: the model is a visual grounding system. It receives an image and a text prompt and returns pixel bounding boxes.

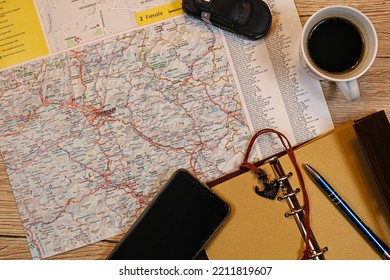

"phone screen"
[107,169,230,260]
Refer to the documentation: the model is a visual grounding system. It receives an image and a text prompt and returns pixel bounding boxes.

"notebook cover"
[353,110,390,216]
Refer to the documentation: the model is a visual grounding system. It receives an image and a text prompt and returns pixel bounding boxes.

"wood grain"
[1,0,390,259]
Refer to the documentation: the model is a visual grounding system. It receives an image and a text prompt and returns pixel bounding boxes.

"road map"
[0,16,252,259]
[0,0,333,259]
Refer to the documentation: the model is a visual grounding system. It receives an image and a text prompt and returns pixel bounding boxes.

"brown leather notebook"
[354,110,390,216]
[205,111,390,259]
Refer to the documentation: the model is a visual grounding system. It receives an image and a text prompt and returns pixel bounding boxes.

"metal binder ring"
[277,175,289,181]
[276,172,292,182]
[284,206,304,217]
[277,188,300,201]
[307,247,328,259]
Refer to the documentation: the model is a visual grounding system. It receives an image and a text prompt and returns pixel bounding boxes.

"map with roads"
[0,16,252,259]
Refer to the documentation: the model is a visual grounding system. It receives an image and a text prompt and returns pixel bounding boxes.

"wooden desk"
[1,0,390,259]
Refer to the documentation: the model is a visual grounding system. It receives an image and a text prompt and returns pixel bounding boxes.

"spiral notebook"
[205,111,390,260]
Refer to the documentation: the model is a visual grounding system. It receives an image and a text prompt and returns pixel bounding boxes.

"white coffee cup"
[300,6,378,101]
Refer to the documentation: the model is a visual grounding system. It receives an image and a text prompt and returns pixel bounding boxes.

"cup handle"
[336,80,360,101]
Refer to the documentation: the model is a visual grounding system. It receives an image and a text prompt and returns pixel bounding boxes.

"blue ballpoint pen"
[305,164,390,260]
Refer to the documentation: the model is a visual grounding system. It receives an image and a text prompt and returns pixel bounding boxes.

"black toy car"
[182,0,272,40]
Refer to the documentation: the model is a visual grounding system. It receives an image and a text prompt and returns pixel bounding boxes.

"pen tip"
[304,164,320,180]
[305,164,313,171]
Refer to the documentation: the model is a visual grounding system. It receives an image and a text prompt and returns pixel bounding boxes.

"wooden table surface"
[1,0,390,260]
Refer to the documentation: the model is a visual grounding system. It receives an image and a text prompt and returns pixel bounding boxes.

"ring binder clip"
[240,128,328,259]
[266,156,328,260]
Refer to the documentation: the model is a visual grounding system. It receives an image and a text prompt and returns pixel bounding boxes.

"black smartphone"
[107,169,230,260]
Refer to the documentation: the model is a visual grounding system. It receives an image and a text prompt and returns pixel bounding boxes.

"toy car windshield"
[182,0,272,40]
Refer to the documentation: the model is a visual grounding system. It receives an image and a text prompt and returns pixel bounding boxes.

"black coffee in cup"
[307,17,364,73]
